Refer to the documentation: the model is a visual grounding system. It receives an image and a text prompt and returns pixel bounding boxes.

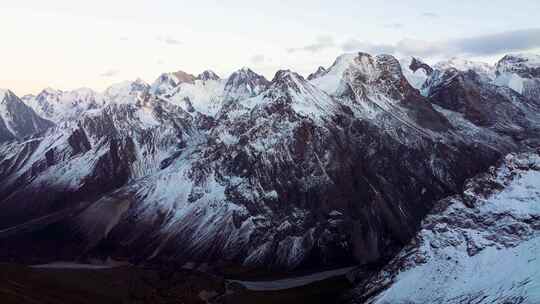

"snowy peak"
[38,87,63,97]
[346,53,414,95]
[307,66,328,80]
[494,53,540,99]
[151,70,196,96]
[103,79,150,105]
[256,69,338,119]
[311,52,421,101]
[223,67,269,100]
[24,87,103,123]
[320,53,404,87]
[197,70,220,81]
[0,88,10,102]
[434,57,496,82]
[270,69,306,90]
[0,88,16,104]
[0,89,54,141]
[496,53,540,79]
[309,53,357,95]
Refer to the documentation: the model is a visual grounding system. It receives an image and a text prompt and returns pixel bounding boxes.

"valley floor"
[0,263,354,304]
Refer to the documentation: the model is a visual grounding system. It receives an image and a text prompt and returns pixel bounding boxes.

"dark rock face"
[0,52,539,274]
[197,70,221,81]
[0,90,54,142]
[409,57,433,76]
[425,69,540,143]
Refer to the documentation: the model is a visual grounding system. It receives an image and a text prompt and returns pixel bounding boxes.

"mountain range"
[1,52,539,303]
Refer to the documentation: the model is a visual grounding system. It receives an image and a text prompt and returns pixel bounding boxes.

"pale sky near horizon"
[1,0,540,96]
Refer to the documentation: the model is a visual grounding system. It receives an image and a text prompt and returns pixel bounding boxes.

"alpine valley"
[1,52,540,304]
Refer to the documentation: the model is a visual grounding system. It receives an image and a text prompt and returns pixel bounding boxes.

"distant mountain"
[494,53,540,103]
[434,57,496,82]
[22,87,105,123]
[0,89,54,142]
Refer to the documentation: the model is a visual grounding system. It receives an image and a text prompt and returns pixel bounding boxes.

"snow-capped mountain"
[103,79,151,105]
[424,67,540,143]
[494,53,540,102]
[0,52,539,283]
[223,67,270,101]
[350,151,540,304]
[0,89,54,142]
[22,87,105,123]
[197,70,221,81]
[307,66,328,81]
[434,57,496,82]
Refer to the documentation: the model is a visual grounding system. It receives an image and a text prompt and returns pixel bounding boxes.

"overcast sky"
[1,0,540,95]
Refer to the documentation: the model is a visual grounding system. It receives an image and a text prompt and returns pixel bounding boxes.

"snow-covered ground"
[358,153,540,304]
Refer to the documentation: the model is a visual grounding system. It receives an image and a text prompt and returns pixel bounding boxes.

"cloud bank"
[291,28,540,59]
[343,28,540,58]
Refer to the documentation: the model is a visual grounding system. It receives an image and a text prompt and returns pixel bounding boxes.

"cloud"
[156,35,182,45]
[453,28,540,56]
[251,54,265,64]
[383,23,404,29]
[421,12,439,18]
[342,28,540,58]
[287,35,336,53]
[100,69,119,77]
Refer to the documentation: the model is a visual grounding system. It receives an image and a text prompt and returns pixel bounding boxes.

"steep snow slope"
[351,152,540,304]
[309,53,358,96]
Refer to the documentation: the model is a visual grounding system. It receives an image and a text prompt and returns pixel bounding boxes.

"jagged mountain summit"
[494,53,540,102]
[0,51,539,288]
[0,89,54,141]
[434,57,496,82]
